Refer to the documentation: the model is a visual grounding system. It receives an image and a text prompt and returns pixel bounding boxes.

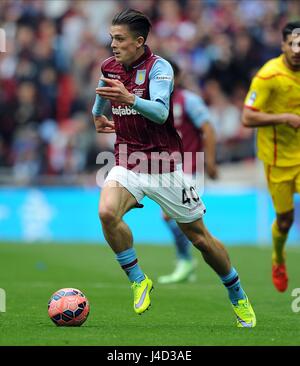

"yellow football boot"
[131,275,153,315]
[232,296,256,328]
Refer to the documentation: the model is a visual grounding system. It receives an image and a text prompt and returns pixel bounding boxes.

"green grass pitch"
[0,242,300,346]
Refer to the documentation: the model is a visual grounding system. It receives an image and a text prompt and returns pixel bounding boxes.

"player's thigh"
[264,164,294,214]
[99,182,138,222]
[268,180,294,214]
[99,166,143,221]
[144,169,206,223]
[104,165,144,204]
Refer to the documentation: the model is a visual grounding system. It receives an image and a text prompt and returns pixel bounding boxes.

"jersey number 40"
[182,187,200,205]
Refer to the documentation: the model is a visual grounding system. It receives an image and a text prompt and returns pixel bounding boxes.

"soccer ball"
[48,288,90,326]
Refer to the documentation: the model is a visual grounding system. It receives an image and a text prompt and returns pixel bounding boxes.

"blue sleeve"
[132,58,174,124]
[92,79,107,116]
[149,58,173,107]
[183,90,211,128]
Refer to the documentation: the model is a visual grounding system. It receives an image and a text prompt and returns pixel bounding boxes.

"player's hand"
[93,115,115,133]
[96,77,135,106]
[206,162,218,180]
[282,113,300,129]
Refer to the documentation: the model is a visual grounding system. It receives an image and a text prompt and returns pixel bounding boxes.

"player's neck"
[282,55,300,72]
[123,47,145,68]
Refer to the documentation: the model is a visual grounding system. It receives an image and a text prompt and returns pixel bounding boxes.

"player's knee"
[99,206,119,226]
[277,217,293,233]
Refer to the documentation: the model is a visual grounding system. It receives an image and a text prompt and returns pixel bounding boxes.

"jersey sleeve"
[132,58,173,124]
[244,71,276,112]
[92,78,107,116]
[183,90,211,128]
[148,58,174,108]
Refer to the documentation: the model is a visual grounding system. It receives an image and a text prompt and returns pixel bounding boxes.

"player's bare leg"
[99,181,137,253]
[178,219,230,276]
[178,219,256,327]
[272,209,293,292]
[99,181,153,314]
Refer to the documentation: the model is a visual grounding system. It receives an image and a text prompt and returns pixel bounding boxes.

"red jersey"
[173,88,205,174]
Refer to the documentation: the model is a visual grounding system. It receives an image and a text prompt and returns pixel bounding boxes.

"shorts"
[104,165,206,223]
[264,163,300,214]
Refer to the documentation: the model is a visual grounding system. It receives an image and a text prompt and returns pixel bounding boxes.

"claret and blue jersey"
[92,45,183,172]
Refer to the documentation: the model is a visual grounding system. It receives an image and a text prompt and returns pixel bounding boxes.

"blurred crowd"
[0,0,299,185]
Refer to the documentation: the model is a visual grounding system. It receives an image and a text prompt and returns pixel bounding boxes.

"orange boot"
[272,263,288,292]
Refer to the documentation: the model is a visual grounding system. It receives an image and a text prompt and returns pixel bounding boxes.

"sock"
[165,219,192,261]
[272,221,288,264]
[220,267,246,305]
[116,248,145,283]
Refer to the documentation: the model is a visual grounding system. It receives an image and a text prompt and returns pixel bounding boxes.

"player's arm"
[185,91,218,179]
[92,79,115,133]
[242,76,300,129]
[96,59,173,124]
[140,58,173,124]
[242,108,300,128]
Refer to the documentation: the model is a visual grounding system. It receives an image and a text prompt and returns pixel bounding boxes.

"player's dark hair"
[167,59,180,78]
[282,21,300,41]
[112,9,152,43]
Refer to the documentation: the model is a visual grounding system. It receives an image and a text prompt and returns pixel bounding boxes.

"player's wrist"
[278,113,286,122]
[127,94,135,107]
[278,113,292,124]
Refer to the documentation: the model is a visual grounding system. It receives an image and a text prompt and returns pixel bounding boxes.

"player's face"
[110,25,144,66]
[282,34,300,70]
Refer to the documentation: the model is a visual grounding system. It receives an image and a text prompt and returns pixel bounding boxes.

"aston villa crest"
[135,70,146,85]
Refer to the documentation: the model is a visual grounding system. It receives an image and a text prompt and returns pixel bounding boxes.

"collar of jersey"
[123,45,153,71]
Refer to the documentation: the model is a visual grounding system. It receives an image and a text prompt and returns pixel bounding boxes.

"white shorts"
[104,165,206,223]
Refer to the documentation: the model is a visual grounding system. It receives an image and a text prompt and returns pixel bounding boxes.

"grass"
[0,242,300,346]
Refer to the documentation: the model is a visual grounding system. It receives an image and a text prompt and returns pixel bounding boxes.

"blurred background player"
[242,21,300,292]
[158,60,218,284]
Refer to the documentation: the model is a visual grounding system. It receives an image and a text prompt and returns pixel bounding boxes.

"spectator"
[204,79,254,163]
[0,0,295,185]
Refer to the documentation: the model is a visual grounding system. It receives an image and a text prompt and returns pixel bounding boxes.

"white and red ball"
[48,288,90,326]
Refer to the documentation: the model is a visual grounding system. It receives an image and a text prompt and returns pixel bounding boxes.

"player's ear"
[136,36,145,49]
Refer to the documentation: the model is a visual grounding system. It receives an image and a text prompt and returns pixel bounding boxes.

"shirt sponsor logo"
[107,73,121,79]
[155,75,172,81]
[247,91,257,106]
[135,70,146,85]
[112,106,140,116]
